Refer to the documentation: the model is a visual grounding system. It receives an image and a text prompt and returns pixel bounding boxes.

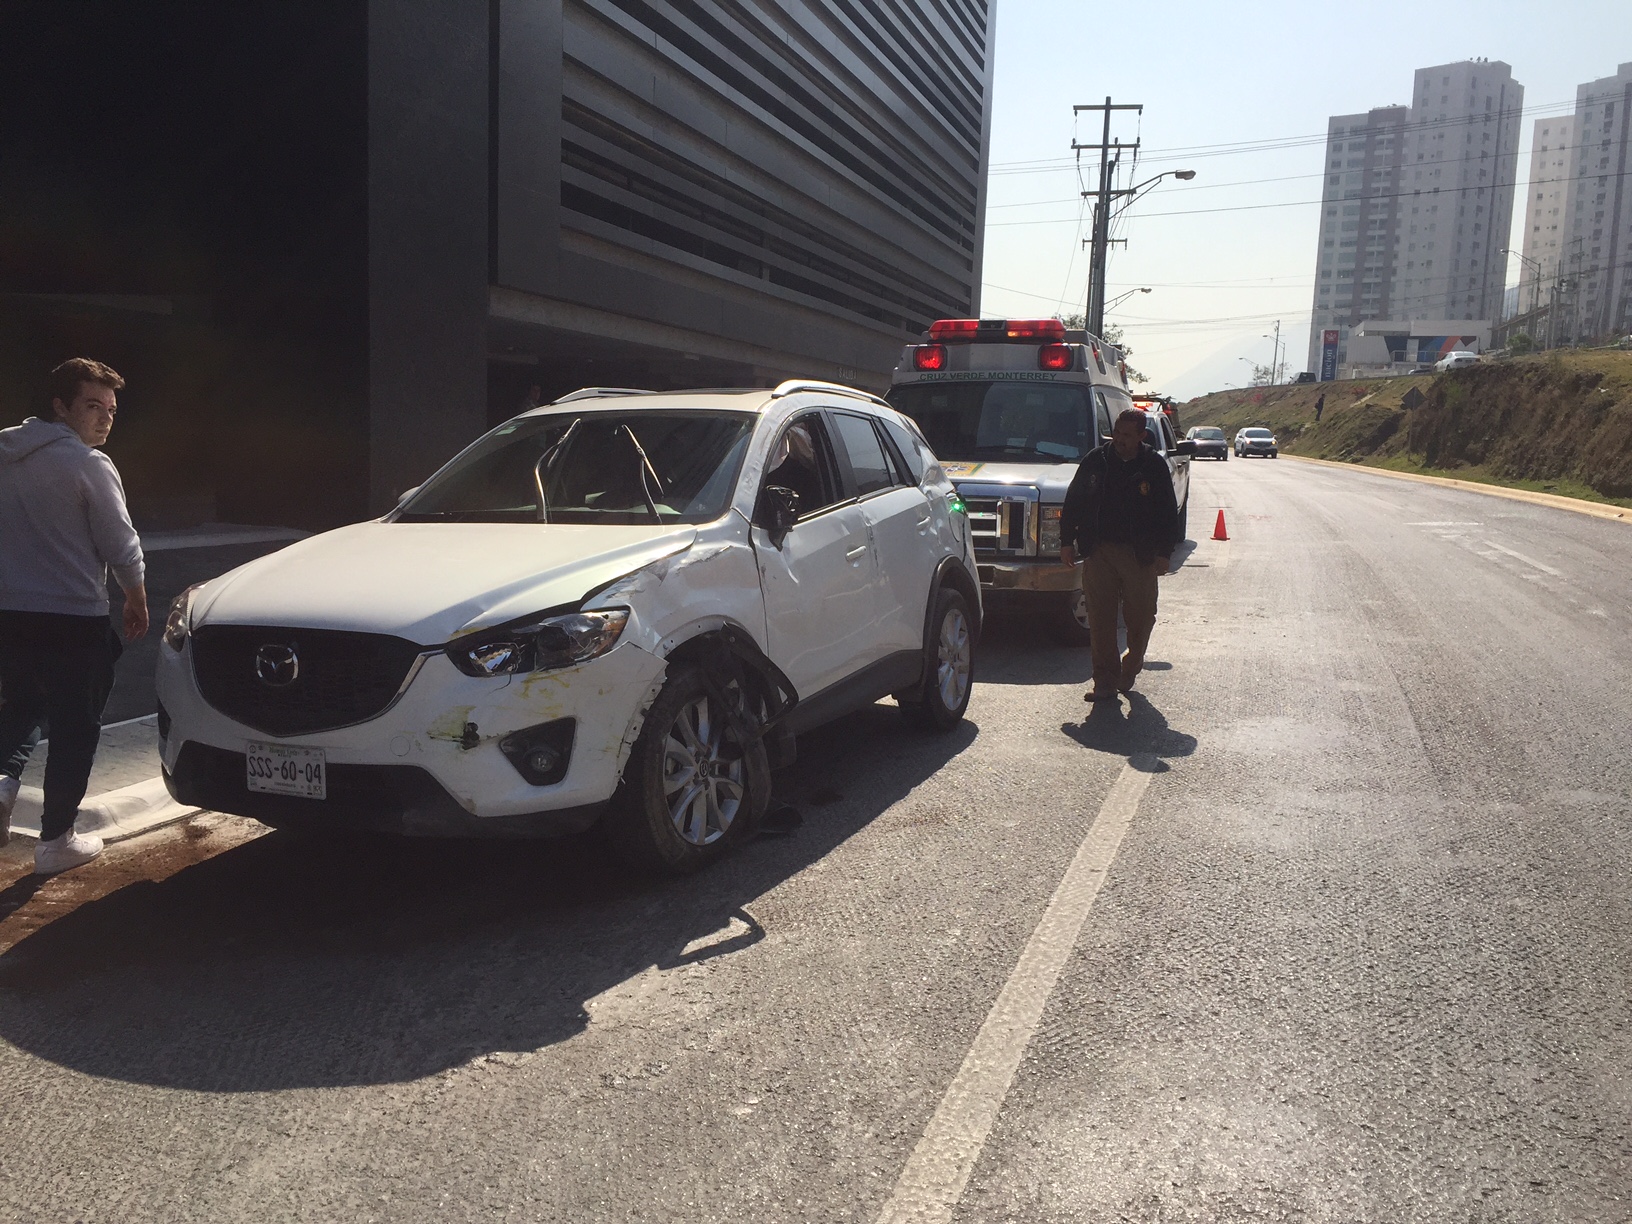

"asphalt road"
[3,458,1632,1222]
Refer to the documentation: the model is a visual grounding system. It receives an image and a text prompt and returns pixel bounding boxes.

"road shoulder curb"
[8,776,204,845]
[1282,454,1632,524]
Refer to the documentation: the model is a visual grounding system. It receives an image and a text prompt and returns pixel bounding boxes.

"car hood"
[193,521,700,644]
[941,458,1079,501]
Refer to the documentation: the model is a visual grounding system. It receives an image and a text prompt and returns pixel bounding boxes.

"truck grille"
[191,625,426,736]
[958,485,1039,557]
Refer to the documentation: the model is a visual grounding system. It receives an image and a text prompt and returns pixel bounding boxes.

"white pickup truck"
[886,318,1191,645]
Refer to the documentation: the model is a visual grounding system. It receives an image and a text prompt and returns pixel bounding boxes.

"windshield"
[1243,429,1273,438]
[397,410,755,524]
[1194,428,1224,440]
[887,381,1095,462]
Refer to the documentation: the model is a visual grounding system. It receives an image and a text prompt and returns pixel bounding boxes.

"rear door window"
[830,410,895,496]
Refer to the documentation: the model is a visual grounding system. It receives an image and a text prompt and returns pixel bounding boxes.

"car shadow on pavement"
[0,703,976,1092]
[1061,691,1197,772]
[976,616,1095,685]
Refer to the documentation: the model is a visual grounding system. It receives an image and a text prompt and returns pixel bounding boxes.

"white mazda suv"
[158,383,979,873]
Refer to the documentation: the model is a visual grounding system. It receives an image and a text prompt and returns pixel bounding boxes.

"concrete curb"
[1282,454,1632,524]
[8,776,203,845]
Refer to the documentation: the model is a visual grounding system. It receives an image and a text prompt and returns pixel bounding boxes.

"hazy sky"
[977,1,1628,399]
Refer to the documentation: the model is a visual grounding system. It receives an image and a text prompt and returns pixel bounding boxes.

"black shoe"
[1084,689,1119,702]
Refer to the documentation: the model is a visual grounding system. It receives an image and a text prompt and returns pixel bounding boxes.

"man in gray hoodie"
[0,358,148,873]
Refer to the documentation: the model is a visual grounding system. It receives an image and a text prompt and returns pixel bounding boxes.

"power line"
[987,95,1583,177]
[986,164,1632,228]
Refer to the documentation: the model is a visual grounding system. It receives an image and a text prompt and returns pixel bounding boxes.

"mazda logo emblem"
[255,643,299,687]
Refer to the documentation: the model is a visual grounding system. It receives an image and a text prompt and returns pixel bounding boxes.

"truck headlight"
[447,609,629,677]
[163,584,203,652]
[1039,506,1063,555]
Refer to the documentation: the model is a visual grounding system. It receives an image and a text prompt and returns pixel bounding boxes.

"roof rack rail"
[768,379,890,407]
[550,387,653,405]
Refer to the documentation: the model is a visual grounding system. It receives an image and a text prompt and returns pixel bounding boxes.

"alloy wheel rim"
[936,607,972,709]
[662,695,744,846]
[1069,589,1091,629]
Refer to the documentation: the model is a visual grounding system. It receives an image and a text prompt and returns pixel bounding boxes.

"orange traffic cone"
[1212,509,1229,541]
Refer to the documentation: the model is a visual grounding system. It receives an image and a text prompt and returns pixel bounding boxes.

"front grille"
[191,625,425,736]
[959,489,1038,557]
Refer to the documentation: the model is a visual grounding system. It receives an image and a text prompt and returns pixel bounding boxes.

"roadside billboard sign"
[1319,330,1340,381]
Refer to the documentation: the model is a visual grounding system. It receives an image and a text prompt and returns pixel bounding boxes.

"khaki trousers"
[1082,542,1160,693]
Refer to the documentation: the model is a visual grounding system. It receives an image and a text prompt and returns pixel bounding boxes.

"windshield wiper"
[619,424,667,524]
[533,418,582,523]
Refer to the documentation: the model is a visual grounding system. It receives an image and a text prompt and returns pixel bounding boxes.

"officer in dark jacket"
[1059,407,1179,701]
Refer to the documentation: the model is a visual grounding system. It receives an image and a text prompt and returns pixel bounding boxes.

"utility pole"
[1073,97,1142,337]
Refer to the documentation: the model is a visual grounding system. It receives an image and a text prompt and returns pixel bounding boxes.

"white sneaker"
[0,776,18,846]
[34,829,104,875]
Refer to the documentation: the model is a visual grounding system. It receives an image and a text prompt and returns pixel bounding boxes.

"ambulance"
[886,318,1192,645]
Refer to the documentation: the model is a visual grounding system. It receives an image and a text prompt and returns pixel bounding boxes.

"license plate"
[245,741,327,799]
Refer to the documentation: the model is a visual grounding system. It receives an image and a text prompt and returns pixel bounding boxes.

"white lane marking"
[1483,539,1563,576]
[876,759,1155,1224]
[1406,521,1482,526]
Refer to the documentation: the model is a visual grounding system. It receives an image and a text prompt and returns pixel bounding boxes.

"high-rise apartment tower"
[1307,60,1524,373]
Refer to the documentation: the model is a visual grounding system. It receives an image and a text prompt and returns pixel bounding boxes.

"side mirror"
[1173,440,1196,456]
[755,485,801,547]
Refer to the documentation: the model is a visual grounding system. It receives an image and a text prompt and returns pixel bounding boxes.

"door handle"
[845,543,869,564]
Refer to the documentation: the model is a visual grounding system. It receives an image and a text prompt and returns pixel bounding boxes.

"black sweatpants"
[0,611,122,842]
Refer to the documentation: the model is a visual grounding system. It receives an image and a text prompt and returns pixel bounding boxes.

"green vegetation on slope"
[1183,350,1632,507]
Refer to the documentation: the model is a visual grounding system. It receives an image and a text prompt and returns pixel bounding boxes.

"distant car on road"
[1434,351,1481,371]
[1292,371,1317,384]
[1185,426,1229,460]
[1234,427,1278,458]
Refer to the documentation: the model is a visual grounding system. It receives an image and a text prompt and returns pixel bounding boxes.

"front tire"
[605,664,769,874]
[1177,495,1190,541]
[902,588,976,731]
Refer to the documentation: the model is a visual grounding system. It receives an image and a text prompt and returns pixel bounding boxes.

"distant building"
[2,2,996,528]
[1307,60,1524,376]
[1343,318,1491,375]
[1516,115,1580,321]
[1566,63,1632,341]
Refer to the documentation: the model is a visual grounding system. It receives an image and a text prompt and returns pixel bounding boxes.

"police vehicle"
[886,318,1193,645]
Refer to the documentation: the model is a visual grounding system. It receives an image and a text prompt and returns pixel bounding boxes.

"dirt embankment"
[1183,350,1632,504]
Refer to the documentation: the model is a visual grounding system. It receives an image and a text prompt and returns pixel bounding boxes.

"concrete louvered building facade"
[2,1,995,527]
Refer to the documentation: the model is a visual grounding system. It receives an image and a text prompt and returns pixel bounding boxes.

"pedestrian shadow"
[1060,691,1197,772]
[0,704,977,1092]
[0,873,47,920]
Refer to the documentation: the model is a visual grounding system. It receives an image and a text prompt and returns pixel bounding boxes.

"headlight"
[163,584,203,652]
[447,609,629,678]
[1039,505,1063,555]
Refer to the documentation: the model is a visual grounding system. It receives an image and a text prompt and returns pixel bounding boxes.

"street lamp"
[1501,247,1543,323]
[1082,170,1197,336]
[1103,286,1152,314]
[1261,321,1283,385]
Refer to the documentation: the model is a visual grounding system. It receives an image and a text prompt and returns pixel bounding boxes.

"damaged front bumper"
[974,560,1081,593]
[157,640,668,837]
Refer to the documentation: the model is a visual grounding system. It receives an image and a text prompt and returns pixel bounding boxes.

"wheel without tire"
[1050,584,1094,647]
[901,588,976,731]
[605,663,769,874]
